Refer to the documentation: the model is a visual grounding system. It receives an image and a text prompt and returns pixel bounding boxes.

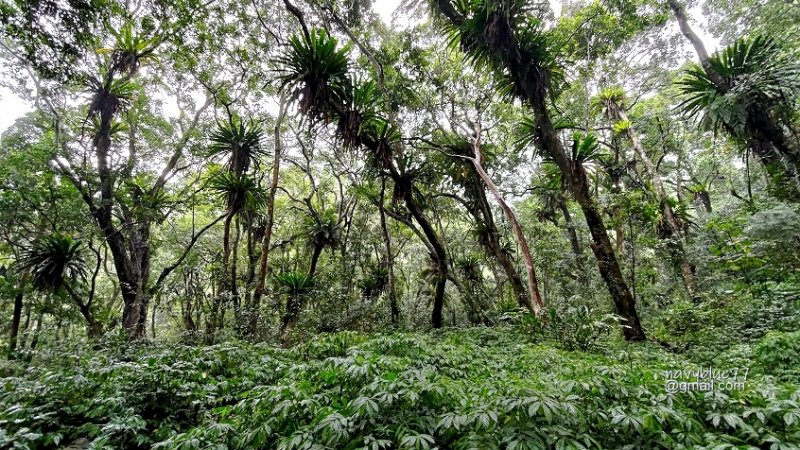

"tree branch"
[149,213,227,295]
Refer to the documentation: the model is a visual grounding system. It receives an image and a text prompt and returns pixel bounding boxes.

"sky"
[0,0,714,135]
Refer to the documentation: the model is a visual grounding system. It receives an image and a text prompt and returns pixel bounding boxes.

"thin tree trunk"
[29,309,44,351]
[63,283,102,338]
[209,211,236,341]
[249,93,287,338]
[151,296,158,339]
[557,196,587,280]
[533,101,646,340]
[8,274,26,358]
[231,215,241,325]
[19,305,31,350]
[666,0,722,84]
[379,177,400,325]
[461,158,532,312]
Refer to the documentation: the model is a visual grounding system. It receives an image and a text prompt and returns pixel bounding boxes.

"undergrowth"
[1,327,799,449]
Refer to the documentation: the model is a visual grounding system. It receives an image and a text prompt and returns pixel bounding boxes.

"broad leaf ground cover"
[2,327,799,449]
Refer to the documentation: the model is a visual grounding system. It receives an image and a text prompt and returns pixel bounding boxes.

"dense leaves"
[2,328,800,449]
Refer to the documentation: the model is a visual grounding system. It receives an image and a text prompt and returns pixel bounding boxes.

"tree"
[248,93,288,337]
[668,0,800,200]
[434,0,646,340]
[206,118,266,337]
[595,86,698,298]
[16,234,101,337]
[275,26,457,328]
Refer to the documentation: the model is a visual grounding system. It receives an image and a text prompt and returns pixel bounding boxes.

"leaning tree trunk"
[63,283,102,338]
[308,243,324,278]
[466,133,544,315]
[458,149,534,313]
[474,183,532,311]
[557,195,587,281]
[398,179,450,328]
[535,103,646,340]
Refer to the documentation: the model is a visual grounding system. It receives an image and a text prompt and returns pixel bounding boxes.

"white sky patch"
[0,87,32,135]
[373,0,400,23]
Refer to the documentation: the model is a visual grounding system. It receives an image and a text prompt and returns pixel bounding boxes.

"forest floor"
[1,325,799,449]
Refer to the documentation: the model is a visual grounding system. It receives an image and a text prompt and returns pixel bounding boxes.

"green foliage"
[455,254,483,283]
[677,35,800,134]
[553,1,668,62]
[207,171,265,214]
[654,289,800,364]
[755,331,800,382]
[87,76,141,120]
[359,265,390,300]
[107,22,159,75]
[276,29,352,122]
[705,202,800,283]
[2,328,800,449]
[440,0,563,99]
[570,132,606,165]
[208,117,265,174]
[534,304,619,351]
[303,209,342,252]
[0,0,112,81]
[16,234,87,292]
[592,86,626,115]
[275,271,315,296]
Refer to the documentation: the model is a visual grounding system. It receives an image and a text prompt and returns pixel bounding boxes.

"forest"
[0,0,799,448]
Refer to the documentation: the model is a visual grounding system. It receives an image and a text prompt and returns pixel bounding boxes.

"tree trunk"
[468,138,544,315]
[456,143,536,314]
[399,180,449,328]
[557,196,587,280]
[19,305,31,350]
[533,100,646,341]
[29,309,44,351]
[280,295,301,343]
[209,212,236,341]
[379,177,400,325]
[221,211,234,294]
[231,215,241,327]
[8,277,25,358]
[249,94,287,337]
[308,243,324,278]
[665,0,724,85]
[63,283,102,338]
